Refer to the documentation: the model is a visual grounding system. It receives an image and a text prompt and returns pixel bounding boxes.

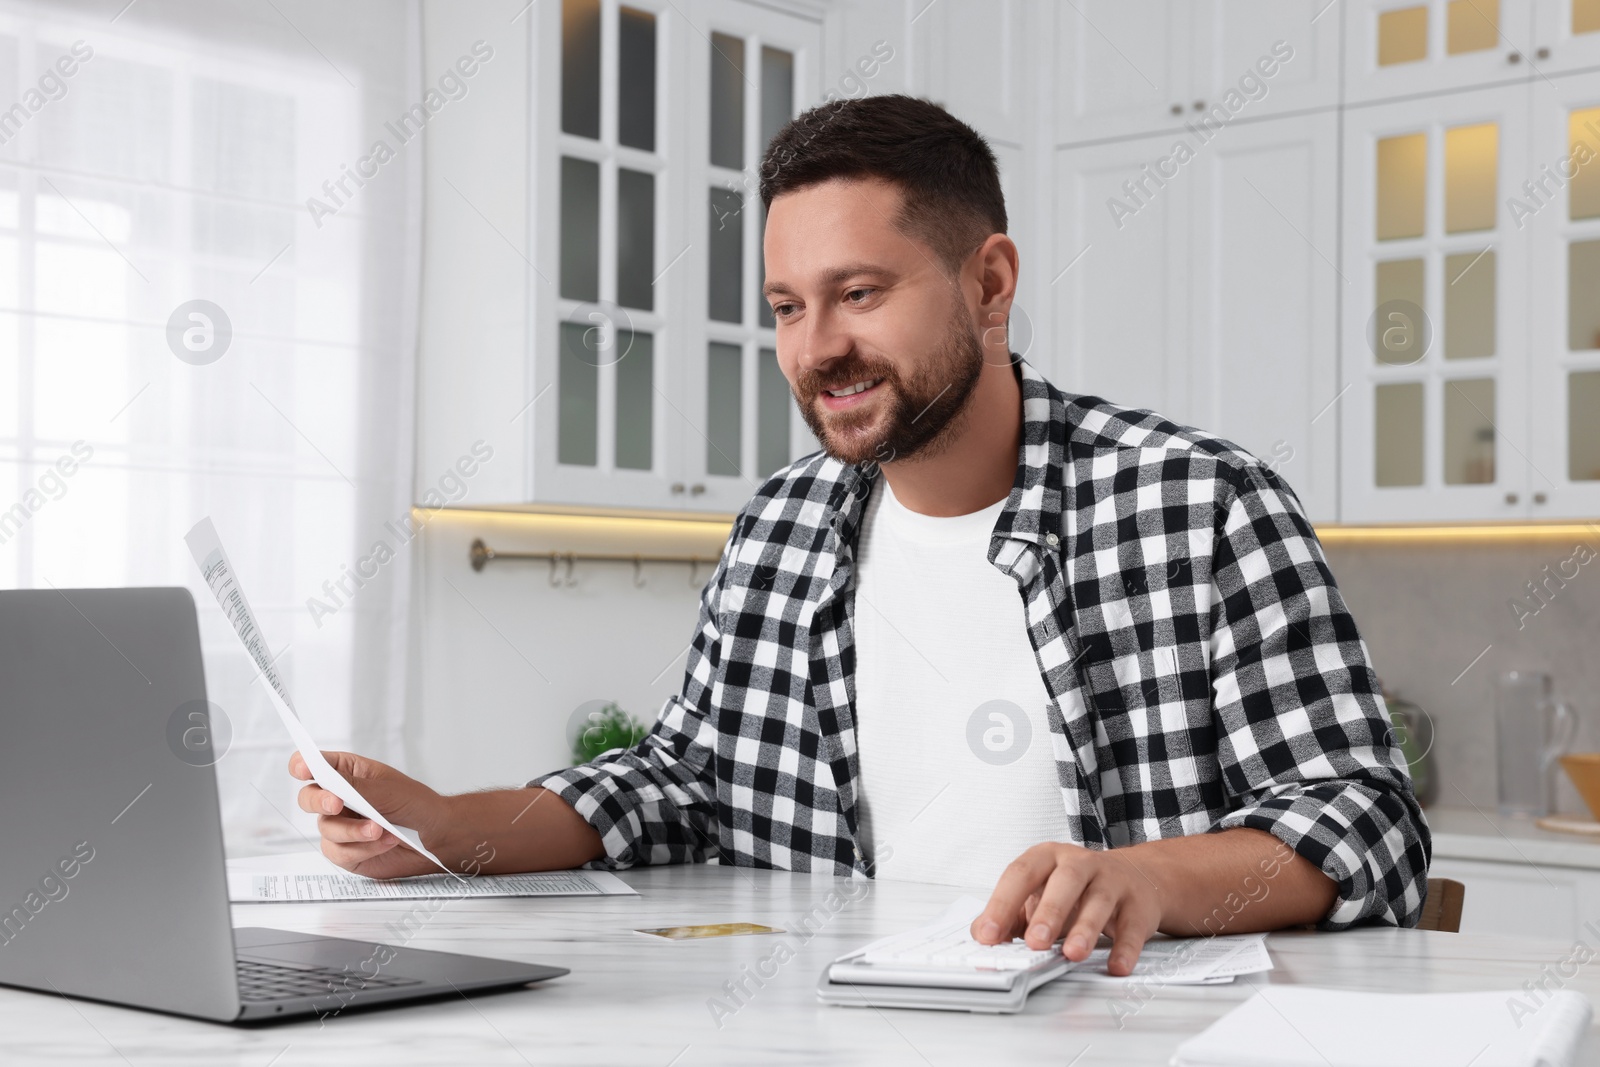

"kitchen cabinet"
[1054,0,1340,146]
[1340,70,1600,522]
[1428,857,1600,939]
[1054,112,1340,522]
[528,0,822,513]
[1343,0,1537,104]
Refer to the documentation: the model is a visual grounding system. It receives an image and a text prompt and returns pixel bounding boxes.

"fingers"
[318,813,387,845]
[1023,862,1095,951]
[295,783,343,816]
[1059,887,1117,959]
[319,833,400,872]
[972,846,1058,944]
[1105,900,1161,977]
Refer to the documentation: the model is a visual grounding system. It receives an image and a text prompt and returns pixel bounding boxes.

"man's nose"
[794,303,853,379]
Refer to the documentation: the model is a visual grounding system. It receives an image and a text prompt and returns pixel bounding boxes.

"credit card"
[635,922,784,940]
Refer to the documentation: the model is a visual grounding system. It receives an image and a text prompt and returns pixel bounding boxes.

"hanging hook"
[632,556,646,588]
[563,553,578,586]
[687,557,702,588]
[548,554,562,588]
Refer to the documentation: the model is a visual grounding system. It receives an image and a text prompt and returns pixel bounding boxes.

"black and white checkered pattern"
[535,357,1432,929]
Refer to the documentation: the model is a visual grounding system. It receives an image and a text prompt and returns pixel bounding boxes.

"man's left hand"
[970,842,1164,976]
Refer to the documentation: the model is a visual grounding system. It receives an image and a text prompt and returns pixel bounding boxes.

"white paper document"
[1174,986,1593,1067]
[227,852,636,902]
[1061,931,1272,986]
[185,518,454,877]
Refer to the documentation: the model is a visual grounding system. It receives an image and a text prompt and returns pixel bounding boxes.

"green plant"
[571,702,649,765]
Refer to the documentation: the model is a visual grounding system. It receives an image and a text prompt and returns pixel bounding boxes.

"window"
[0,5,420,853]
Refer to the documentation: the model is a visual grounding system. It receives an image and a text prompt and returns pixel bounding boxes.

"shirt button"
[853,846,863,861]
[1045,533,1060,547]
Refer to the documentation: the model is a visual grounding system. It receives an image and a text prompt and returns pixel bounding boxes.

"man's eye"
[772,302,796,318]
[845,288,874,304]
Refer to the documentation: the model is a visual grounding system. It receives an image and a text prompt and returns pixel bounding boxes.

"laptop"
[0,586,567,1023]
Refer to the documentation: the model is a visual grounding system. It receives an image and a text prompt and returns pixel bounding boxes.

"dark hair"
[758,94,1007,273]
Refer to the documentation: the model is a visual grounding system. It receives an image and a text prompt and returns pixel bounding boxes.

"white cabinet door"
[1527,71,1600,517]
[1052,133,1191,422]
[1533,0,1600,74]
[675,0,823,514]
[1191,0,1341,121]
[531,0,688,511]
[1343,0,1537,105]
[1427,857,1600,940]
[1054,1,1193,146]
[1188,112,1341,523]
[913,0,1029,147]
[1340,85,1533,522]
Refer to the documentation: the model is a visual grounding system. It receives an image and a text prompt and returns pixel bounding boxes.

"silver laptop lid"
[0,587,240,1021]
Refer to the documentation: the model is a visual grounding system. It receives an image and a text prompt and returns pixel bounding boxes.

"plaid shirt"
[536,357,1432,929]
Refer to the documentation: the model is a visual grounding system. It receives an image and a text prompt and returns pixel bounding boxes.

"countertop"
[3,864,1595,1065]
[1427,805,1600,870]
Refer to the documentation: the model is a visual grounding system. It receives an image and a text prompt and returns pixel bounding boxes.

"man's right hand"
[291,751,447,880]
[289,751,607,879]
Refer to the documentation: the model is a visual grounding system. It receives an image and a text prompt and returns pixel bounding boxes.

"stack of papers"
[1062,930,1273,986]
[1174,986,1593,1067]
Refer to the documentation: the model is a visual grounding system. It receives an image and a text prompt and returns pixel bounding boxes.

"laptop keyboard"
[236,957,422,1002]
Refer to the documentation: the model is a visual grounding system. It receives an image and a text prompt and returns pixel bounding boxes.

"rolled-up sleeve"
[529,532,734,870]
[1206,467,1432,929]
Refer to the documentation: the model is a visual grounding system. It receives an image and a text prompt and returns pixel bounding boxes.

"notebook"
[1173,986,1593,1067]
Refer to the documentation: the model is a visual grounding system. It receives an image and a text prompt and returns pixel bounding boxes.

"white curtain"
[0,0,423,854]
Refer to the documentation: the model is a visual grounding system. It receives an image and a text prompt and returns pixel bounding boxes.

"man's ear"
[972,233,1020,352]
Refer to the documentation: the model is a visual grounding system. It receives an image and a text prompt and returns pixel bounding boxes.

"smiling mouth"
[824,378,882,398]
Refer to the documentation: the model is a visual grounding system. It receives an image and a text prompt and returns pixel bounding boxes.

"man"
[295,95,1430,976]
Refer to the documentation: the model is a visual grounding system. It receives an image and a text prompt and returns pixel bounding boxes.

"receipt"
[185,518,455,877]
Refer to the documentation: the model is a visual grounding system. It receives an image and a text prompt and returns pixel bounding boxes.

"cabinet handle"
[1507,51,1522,63]
[1170,103,1182,115]
[670,482,685,494]
[1537,46,1550,60]
[690,484,706,496]
[1192,100,1206,111]
[1534,492,1549,505]
[1505,492,1520,505]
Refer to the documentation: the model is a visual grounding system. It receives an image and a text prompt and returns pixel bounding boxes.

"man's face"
[762,178,985,466]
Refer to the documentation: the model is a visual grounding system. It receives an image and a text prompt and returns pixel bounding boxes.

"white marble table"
[4,864,1596,1065]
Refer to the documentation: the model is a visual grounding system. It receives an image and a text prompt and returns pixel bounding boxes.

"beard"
[793,308,986,467]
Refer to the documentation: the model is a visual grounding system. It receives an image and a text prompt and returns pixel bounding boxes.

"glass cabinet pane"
[1377,133,1427,240]
[1375,258,1426,365]
[760,46,794,153]
[558,322,599,466]
[560,156,600,302]
[1375,382,1425,486]
[615,330,653,470]
[1570,108,1600,221]
[758,347,790,476]
[1443,378,1496,484]
[1578,0,1600,35]
[1570,239,1600,350]
[617,168,654,311]
[562,0,601,139]
[1570,371,1600,480]
[708,186,743,322]
[1447,0,1498,54]
[1379,6,1429,66]
[618,7,656,152]
[1445,123,1497,233]
[707,342,743,476]
[710,32,746,169]
[1445,249,1495,359]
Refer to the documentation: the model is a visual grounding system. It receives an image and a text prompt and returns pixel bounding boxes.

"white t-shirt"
[851,478,1073,890]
